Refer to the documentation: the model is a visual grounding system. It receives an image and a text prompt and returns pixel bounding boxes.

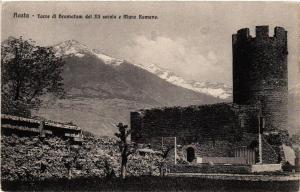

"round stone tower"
[232,26,288,131]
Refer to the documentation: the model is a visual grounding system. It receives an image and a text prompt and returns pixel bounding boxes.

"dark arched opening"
[186,147,195,162]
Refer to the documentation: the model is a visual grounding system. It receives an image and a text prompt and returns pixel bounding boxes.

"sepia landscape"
[1,2,300,191]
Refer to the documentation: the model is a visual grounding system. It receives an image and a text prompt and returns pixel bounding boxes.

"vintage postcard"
[1,1,300,191]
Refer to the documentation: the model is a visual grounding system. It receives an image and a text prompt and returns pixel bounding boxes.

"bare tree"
[115,123,136,179]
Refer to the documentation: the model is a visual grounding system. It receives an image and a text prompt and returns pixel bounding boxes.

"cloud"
[121,35,228,83]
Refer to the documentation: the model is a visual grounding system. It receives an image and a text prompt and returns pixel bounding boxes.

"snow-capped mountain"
[135,63,232,99]
[54,40,231,99]
[30,39,223,136]
[54,40,123,66]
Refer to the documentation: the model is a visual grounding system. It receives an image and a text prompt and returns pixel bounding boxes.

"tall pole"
[258,124,262,164]
[174,137,177,164]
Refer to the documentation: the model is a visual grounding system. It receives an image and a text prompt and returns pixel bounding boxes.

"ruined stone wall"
[176,132,259,162]
[131,103,285,163]
[232,26,288,131]
[131,103,242,145]
[131,103,261,146]
[193,141,234,157]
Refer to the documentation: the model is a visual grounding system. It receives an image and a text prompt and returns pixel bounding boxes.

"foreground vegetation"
[2,130,299,191]
[1,134,161,181]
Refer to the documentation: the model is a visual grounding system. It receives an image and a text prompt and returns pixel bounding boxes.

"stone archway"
[186,147,195,162]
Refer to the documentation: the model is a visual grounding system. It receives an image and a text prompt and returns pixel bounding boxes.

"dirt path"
[167,172,300,181]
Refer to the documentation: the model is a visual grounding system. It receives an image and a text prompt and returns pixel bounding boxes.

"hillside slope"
[32,40,223,136]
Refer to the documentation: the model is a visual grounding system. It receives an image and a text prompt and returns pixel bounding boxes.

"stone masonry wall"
[232,26,288,131]
[131,103,239,145]
[131,103,261,145]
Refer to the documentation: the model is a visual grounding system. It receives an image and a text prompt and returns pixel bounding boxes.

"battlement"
[256,26,269,38]
[233,26,287,43]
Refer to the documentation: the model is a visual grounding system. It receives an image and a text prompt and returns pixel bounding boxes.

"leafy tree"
[1,36,64,117]
[115,123,136,179]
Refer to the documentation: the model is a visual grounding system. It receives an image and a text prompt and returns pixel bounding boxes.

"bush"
[282,161,294,172]
[1,134,162,181]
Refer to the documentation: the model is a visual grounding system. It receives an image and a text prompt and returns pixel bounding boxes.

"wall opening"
[186,147,195,162]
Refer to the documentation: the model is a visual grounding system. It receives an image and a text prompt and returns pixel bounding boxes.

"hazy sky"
[2,2,299,87]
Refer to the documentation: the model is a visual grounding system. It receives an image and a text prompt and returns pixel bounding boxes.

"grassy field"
[1,176,299,192]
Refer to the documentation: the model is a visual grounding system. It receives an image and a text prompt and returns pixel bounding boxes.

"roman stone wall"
[131,103,242,145]
[131,103,261,146]
[194,141,234,157]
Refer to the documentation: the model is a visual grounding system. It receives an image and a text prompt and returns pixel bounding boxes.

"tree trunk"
[159,161,166,177]
[121,165,126,179]
[67,168,72,180]
[159,166,163,177]
[121,154,127,179]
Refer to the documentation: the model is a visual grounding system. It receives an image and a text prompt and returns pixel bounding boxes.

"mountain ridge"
[31,39,224,136]
[54,40,232,99]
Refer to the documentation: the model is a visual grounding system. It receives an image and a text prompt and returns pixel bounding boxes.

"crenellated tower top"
[232,26,287,49]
